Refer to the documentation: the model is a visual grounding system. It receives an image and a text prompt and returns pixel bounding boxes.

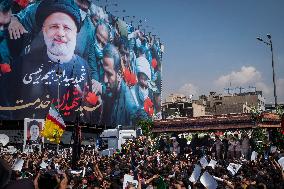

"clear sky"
[99,0,284,104]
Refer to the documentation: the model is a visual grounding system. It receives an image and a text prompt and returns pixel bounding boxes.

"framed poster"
[24,118,45,146]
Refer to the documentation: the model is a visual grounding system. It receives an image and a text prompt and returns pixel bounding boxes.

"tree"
[271,105,284,149]
[276,105,284,134]
[250,106,261,123]
[251,128,268,154]
[137,119,154,136]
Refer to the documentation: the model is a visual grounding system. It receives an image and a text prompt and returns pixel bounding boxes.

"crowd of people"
[0,0,162,126]
[1,132,284,189]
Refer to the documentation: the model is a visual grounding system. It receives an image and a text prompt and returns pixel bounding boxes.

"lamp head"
[267,33,271,39]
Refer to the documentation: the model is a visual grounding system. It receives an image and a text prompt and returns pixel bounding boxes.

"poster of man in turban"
[0,0,163,128]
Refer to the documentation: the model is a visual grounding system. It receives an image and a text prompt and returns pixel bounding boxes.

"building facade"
[162,94,205,118]
[194,91,265,115]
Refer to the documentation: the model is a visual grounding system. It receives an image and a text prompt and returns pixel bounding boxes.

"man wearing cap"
[2,0,94,120]
[130,46,153,117]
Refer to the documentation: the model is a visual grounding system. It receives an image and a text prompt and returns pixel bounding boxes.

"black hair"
[0,0,12,12]
[38,172,58,189]
[103,44,121,72]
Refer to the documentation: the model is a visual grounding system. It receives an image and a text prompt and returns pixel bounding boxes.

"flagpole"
[56,60,62,152]
[71,61,84,170]
[71,97,82,169]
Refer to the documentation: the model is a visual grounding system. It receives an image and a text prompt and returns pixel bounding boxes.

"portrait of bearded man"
[1,0,96,121]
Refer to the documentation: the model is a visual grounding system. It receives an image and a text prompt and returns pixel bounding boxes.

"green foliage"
[276,105,284,116]
[275,105,284,149]
[250,106,261,115]
[250,106,261,122]
[270,128,284,149]
[251,128,268,153]
[138,119,154,136]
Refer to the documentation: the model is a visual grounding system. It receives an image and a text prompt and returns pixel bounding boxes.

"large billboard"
[0,0,162,128]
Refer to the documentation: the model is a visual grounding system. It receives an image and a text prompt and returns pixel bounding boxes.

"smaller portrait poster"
[24,118,45,145]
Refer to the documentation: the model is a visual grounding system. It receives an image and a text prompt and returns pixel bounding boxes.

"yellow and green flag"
[41,105,66,144]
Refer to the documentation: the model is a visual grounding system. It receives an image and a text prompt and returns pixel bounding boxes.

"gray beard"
[43,33,76,63]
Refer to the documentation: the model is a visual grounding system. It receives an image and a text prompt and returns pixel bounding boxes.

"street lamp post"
[257,34,278,107]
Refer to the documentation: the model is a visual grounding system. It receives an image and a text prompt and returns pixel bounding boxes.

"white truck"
[99,128,137,152]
